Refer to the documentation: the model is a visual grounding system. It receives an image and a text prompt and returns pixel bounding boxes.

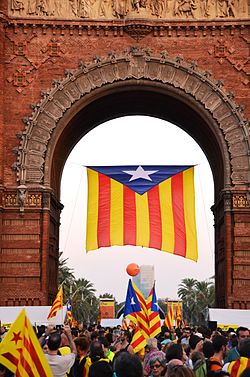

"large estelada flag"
[0,308,53,377]
[86,165,198,261]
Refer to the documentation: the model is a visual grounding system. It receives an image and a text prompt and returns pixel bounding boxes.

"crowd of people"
[0,322,250,377]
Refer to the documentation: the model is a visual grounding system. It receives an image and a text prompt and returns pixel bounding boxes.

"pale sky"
[59,116,215,303]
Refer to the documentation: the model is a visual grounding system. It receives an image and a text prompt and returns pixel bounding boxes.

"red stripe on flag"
[148,186,162,250]
[124,186,136,245]
[23,335,48,377]
[97,173,111,248]
[2,352,19,367]
[131,333,145,349]
[171,172,186,257]
[19,352,36,377]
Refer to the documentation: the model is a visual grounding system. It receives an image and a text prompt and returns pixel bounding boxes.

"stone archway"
[11,47,249,308]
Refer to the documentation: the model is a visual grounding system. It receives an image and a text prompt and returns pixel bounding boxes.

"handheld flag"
[164,303,174,329]
[175,302,182,328]
[86,165,198,261]
[146,283,161,338]
[123,280,149,352]
[123,279,141,316]
[47,286,63,320]
[127,281,150,339]
[121,318,128,331]
[0,308,53,377]
[66,298,73,325]
[130,326,147,353]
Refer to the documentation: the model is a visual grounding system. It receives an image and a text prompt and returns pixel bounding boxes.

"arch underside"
[16,48,249,200]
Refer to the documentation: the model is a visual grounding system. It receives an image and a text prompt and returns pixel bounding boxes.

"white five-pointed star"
[130,297,136,305]
[123,166,158,182]
[153,302,158,310]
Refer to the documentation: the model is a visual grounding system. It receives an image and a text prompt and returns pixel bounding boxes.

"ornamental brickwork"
[0,0,249,308]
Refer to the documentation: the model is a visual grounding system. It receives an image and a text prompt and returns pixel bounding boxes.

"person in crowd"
[228,333,238,350]
[191,352,207,377]
[224,327,250,364]
[89,340,109,363]
[189,335,204,355]
[223,338,250,377]
[99,336,115,363]
[113,329,134,356]
[88,360,113,377]
[113,352,143,377]
[165,343,186,364]
[166,359,185,377]
[203,341,215,360]
[207,335,228,372]
[149,355,166,377]
[181,328,192,346]
[166,364,196,377]
[45,325,77,377]
[144,338,166,376]
[161,339,172,352]
[70,336,90,377]
[90,331,99,343]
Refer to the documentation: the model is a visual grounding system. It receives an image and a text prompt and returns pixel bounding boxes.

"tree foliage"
[177,278,215,325]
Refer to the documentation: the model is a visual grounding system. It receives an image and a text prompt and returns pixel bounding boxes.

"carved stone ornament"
[8,0,249,20]
[233,194,250,208]
[15,48,249,189]
[17,184,27,211]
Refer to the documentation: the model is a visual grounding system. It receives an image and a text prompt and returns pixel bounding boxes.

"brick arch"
[6,47,250,309]
[16,48,249,194]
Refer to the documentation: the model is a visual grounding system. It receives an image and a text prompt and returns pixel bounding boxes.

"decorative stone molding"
[14,48,249,187]
[3,192,42,208]
[8,0,249,20]
[233,194,250,208]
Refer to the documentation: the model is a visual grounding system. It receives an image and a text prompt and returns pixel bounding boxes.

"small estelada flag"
[0,308,53,377]
[86,165,198,261]
[146,283,161,338]
[66,298,73,325]
[47,286,63,320]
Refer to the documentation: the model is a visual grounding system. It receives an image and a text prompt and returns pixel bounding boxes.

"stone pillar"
[0,188,62,306]
[213,190,250,309]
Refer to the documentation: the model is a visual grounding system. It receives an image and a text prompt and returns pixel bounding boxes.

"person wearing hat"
[188,335,204,369]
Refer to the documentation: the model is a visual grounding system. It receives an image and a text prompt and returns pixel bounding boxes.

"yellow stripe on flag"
[135,192,150,247]
[131,327,147,353]
[159,179,175,253]
[86,168,99,251]
[183,167,198,261]
[110,179,124,246]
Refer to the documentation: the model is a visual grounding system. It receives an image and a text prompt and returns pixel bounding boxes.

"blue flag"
[151,284,159,312]
[123,279,141,316]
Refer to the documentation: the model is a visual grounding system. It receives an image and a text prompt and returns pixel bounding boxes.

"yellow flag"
[0,308,53,377]
[47,286,63,320]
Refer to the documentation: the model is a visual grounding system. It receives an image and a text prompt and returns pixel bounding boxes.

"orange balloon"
[126,263,140,276]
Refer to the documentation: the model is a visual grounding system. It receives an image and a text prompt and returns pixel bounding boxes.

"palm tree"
[58,252,75,284]
[58,252,75,299]
[195,280,215,323]
[71,278,97,324]
[177,278,215,325]
[178,278,198,324]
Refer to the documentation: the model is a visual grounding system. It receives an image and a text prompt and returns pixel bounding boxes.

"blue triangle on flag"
[87,165,193,195]
[123,279,141,316]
